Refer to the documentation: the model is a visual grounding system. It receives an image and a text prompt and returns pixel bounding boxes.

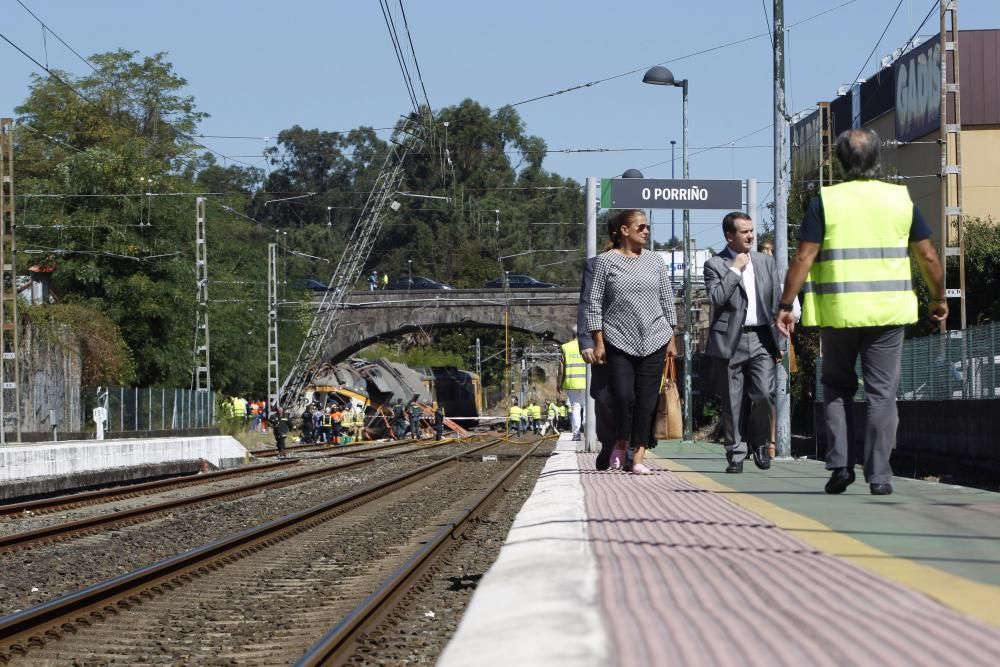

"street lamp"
[670,139,677,285]
[643,65,693,442]
[407,259,412,290]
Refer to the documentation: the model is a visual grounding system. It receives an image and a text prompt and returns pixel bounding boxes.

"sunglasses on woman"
[631,224,649,232]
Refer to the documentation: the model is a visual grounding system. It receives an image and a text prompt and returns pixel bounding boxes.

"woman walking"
[586,210,677,474]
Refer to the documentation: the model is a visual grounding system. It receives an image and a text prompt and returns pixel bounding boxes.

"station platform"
[0,435,249,500]
[439,434,1000,667]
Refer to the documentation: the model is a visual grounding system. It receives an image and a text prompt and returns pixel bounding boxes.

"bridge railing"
[816,321,1000,401]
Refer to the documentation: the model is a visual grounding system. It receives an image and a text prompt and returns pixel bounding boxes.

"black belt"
[741,324,768,333]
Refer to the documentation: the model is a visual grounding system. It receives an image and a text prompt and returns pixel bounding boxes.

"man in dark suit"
[704,212,783,473]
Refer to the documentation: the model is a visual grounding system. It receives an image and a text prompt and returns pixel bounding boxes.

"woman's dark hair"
[607,209,646,246]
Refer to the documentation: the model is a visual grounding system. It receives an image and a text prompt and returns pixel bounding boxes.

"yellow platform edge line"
[652,454,1000,629]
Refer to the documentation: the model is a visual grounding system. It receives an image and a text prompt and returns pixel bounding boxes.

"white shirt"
[728,247,761,326]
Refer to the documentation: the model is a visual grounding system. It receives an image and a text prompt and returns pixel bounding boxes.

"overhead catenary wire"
[497,0,861,110]
[397,0,431,112]
[4,5,255,170]
[378,0,420,114]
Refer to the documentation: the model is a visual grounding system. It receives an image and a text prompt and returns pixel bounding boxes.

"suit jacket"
[577,256,598,351]
[703,250,783,359]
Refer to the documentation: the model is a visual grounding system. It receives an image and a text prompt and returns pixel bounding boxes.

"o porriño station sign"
[600,178,743,210]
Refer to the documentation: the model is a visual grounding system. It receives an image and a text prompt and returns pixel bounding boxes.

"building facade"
[791,29,1000,231]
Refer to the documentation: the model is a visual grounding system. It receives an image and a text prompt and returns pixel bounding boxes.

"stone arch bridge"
[316,289,577,363]
[314,289,709,363]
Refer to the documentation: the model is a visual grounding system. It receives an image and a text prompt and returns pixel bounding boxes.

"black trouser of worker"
[606,343,667,448]
[332,423,341,444]
[435,425,444,441]
[275,435,286,455]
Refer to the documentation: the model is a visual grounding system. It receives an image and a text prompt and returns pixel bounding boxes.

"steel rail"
[0,459,299,517]
[0,438,503,660]
[0,437,465,553]
[296,435,553,665]
[252,436,418,458]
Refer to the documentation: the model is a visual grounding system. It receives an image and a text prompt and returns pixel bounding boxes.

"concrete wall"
[812,400,1000,487]
[0,435,249,484]
[865,112,999,239]
[16,318,83,432]
[959,124,1000,222]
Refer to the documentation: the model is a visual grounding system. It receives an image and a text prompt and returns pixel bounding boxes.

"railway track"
[0,436,550,663]
[0,436,446,520]
[0,459,299,518]
[0,437,468,553]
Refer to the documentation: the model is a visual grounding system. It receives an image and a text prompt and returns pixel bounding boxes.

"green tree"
[13,50,287,393]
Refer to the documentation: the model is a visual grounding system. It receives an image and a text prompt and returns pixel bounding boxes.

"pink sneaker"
[610,448,627,471]
[631,463,654,475]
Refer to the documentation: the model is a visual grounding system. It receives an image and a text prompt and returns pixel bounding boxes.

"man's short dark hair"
[835,128,881,180]
[722,211,751,236]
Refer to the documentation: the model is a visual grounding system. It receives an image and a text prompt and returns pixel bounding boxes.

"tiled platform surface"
[439,436,1000,667]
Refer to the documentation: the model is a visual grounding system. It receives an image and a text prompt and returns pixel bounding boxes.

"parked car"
[384,276,453,290]
[484,273,560,289]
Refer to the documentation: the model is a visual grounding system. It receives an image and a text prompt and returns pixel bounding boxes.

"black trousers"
[606,343,667,447]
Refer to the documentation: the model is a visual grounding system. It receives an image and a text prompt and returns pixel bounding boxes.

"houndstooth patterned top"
[585,249,677,357]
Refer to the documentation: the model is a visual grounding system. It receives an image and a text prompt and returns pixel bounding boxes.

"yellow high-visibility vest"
[561,340,586,390]
[802,180,918,328]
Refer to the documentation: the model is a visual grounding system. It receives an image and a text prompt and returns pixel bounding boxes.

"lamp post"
[643,65,693,441]
[670,139,677,285]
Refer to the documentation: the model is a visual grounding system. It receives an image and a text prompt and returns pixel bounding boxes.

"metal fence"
[80,387,218,433]
[816,321,1000,401]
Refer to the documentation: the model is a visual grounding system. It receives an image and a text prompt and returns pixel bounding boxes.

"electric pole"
[940,0,965,330]
[0,119,21,444]
[194,198,211,397]
[267,243,279,418]
[773,0,792,458]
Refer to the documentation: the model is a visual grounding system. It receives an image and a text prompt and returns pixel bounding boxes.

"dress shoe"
[824,467,856,494]
[596,441,615,471]
[725,460,743,474]
[870,483,893,496]
[751,444,771,470]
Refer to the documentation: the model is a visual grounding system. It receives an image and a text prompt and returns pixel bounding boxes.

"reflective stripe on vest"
[561,340,586,389]
[802,181,918,328]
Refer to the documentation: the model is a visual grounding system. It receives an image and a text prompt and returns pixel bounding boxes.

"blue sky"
[3,0,999,249]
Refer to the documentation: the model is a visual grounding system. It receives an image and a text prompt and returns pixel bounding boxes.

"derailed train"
[304,358,482,437]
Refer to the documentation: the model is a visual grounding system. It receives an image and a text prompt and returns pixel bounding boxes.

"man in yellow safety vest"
[508,400,523,436]
[560,332,587,439]
[776,128,946,497]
